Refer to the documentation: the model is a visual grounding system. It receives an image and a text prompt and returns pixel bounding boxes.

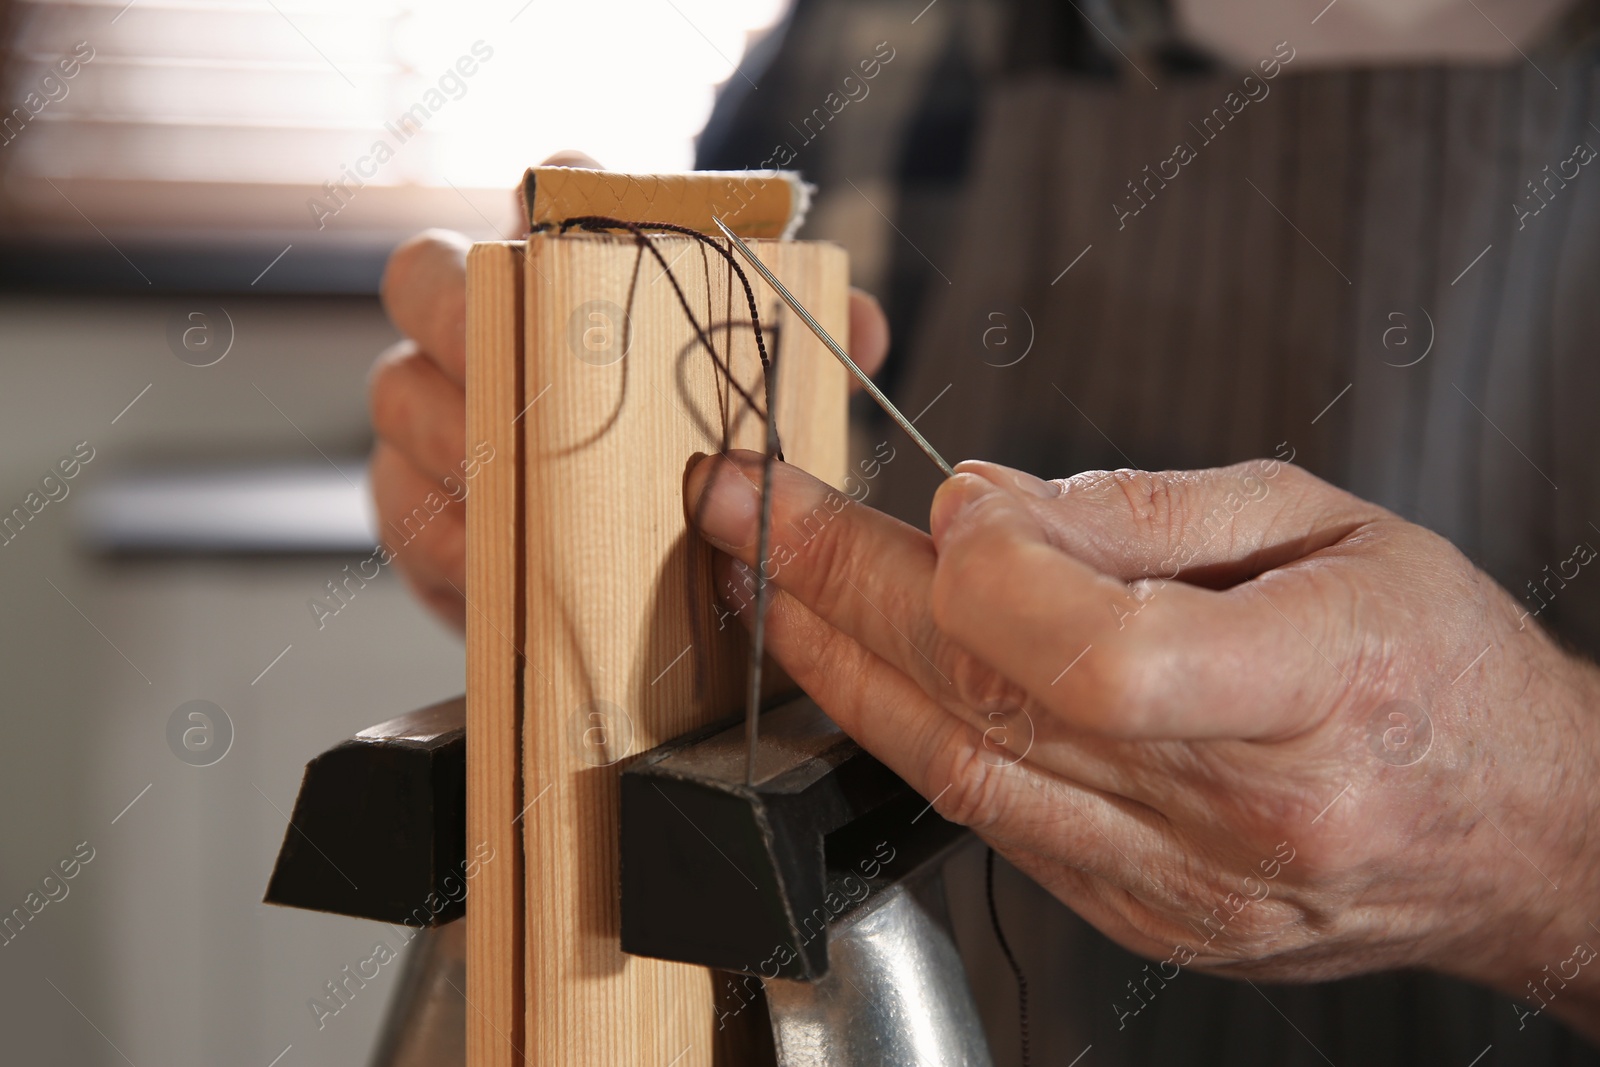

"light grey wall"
[0,295,466,1066]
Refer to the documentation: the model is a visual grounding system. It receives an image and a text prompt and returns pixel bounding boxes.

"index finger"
[380,228,471,386]
[685,450,1005,715]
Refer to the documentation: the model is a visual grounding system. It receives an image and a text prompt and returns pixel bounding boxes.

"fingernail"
[687,456,759,550]
[1008,470,1060,498]
[956,459,1059,499]
[929,472,997,544]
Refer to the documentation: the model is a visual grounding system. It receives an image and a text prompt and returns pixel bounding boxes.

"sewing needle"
[713,217,956,786]
[712,216,956,478]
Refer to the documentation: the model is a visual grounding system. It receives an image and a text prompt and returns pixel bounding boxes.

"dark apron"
[878,54,1600,1066]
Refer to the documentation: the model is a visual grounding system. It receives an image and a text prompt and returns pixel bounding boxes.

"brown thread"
[535,216,790,723]
[987,848,1032,1067]
[547,215,784,462]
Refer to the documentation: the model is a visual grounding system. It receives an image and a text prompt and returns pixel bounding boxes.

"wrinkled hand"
[367,191,892,631]
[684,450,1600,1038]
[370,229,474,628]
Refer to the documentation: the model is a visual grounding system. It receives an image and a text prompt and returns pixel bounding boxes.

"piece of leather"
[524,166,809,238]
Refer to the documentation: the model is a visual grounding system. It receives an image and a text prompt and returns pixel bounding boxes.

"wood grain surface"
[467,232,848,1066]
[466,241,527,1067]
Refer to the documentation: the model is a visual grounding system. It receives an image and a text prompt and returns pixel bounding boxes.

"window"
[1,0,787,243]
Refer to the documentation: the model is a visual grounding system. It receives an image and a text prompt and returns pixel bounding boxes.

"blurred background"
[0,1,784,1062]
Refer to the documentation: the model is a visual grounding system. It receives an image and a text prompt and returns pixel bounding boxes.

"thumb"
[927,466,1354,740]
[943,458,1382,586]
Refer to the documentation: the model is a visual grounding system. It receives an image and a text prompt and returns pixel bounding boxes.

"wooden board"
[466,241,527,1067]
[467,232,849,1066]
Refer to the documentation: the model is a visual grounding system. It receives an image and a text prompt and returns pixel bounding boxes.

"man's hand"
[684,450,1600,1038]
[367,221,892,632]
[370,229,474,629]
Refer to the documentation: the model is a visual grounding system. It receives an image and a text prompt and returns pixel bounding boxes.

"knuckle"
[380,238,426,313]
[933,736,1010,829]
[946,644,1026,716]
[780,492,861,618]
[1159,870,1297,960]
[1072,641,1159,736]
[381,230,468,320]
[1081,641,1137,703]
[806,622,875,700]
[800,609,852,674]
[367,349,421,440]
[1109,470,1189,556]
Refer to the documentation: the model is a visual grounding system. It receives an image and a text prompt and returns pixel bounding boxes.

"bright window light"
[4,0,788,218]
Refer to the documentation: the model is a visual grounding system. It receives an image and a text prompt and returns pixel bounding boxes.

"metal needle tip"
[712,216,955,479]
